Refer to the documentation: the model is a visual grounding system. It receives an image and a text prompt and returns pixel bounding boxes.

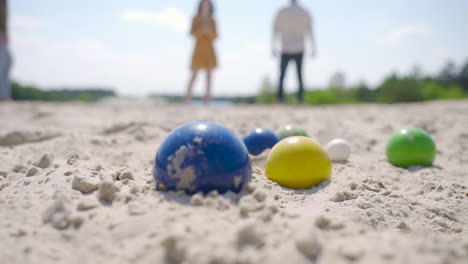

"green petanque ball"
[386,128,436,168]
[277,124,309,140]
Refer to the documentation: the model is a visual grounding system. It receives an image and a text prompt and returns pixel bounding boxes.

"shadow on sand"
[407,165,444,172]
[290,180,331,195]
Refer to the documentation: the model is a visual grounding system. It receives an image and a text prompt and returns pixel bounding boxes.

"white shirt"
[273,4,315,54]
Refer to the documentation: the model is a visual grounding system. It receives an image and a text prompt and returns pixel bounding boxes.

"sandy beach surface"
[0,99,467,264]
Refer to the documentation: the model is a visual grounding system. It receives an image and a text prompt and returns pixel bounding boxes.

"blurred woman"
[185,0,218,104]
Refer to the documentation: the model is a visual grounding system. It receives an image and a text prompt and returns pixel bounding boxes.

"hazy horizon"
[9,0,468,96]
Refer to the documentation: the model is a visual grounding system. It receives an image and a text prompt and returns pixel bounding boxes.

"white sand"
[0,99,467,264]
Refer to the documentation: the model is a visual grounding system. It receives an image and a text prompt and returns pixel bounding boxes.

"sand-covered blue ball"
[243,128,280,155]
[154,121,251,194]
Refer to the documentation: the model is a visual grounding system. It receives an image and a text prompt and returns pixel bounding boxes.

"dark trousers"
[278,53,304,103]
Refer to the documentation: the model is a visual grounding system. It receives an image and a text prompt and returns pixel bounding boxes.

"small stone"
[129,186,140,195]
[118,171,134,181]
[0,171,7,178]
[296,235,322,259]
[72,175,100,193]
[329,222,346,230]
[11,229,27,237]
[252,189,268,202]
[0,182,10,191]
[122,194,134,204]
[67,154,79,165]
[253,167,263,175]
[161,236,186,264]
[203,197,216,207]
[112,171,121,181]
[237,222,264,248]
[382,190,392,196]
[349,182,358,190]
[339,247,365,262]
[190,194,204,206]
[35,154,53,169]
[63,171,73,176]
[77,197,100,211]
[93,165,104,172]
[26,167,40,177]
[42,195,72,230]
[13,164,26,173]
[330,191,357,202]
[315,216,331,229]
[71,215,85,229]
[122,179,130,185]
[245,183,256,193]
[266,204,279,214]
[331,192,347,202]
[239,195,264,214]
[207,190,219,198]
[98,180,119,203]
[395,221,411,230]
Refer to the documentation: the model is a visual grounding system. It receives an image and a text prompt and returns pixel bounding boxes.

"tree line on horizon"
[10,59,468,105]
[11,82,117,103]
[255,59,468,105]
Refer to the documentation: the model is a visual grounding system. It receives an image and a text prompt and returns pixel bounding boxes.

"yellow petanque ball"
[266,136,332,189]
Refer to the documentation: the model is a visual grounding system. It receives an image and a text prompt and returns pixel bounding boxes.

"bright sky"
[9,0,468,96]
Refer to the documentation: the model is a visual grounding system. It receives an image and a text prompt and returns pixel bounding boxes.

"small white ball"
[326,139,351,162]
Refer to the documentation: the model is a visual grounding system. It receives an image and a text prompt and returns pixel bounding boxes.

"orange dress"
[190,16,218,70]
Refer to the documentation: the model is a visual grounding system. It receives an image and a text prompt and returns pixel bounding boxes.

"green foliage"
[305,89,357,105]
[284,94,299,105]
[375,74,465,103]
[420,81,464,100]
[438,61,458,85]
[256,59,468,105]
[354,83,376,102]
[375,74,424,103]
[11,81,116,102]
[79,93,96,103]
[458,60,468,92]
[256,76,276,104]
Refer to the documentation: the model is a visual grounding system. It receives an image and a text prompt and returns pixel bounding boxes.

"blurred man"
[0,0,11,101]
[273,0,316,104]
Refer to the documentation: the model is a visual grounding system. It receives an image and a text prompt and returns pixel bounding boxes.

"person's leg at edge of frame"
[278,54,289,104]
[204,69,212,104]
[6,46,12,99]
[295,53,304,104]
[0,54,4,100]
[0,42,12,101]
[185,70,198,103]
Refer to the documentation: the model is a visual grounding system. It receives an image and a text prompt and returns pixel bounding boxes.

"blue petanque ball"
[243,128,280,155]
[154,121,251,194]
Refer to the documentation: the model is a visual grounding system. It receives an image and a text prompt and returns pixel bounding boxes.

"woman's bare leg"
[185,70,198,103]
[204,70,212,104]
